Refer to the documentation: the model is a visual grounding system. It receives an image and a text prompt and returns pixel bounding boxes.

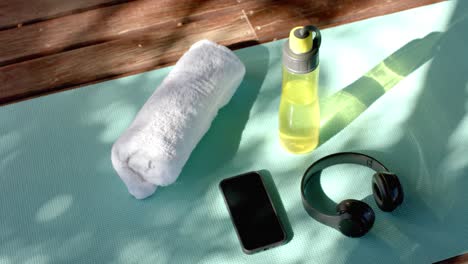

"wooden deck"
[0,0,444,105]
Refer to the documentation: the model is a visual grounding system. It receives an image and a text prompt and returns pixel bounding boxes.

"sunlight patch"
[88,102,137,143]
[118,239,167,264]
[24,255,49,264]
[36,194,73,222]
[0,256,11,264]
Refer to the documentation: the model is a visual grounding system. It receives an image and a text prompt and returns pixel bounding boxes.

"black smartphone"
[219,171,287,254]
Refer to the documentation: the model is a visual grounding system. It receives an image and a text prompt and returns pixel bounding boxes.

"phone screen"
[220,172,286,253]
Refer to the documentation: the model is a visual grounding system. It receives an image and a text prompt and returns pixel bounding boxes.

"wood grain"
[0,0,131,30]
[0,0,446,105]
[0,0,237,66]
[241,0,446,43]
[434,253,468,264]
[0,7,255,104]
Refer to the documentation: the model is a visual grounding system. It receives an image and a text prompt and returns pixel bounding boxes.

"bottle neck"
[283,40,320,74]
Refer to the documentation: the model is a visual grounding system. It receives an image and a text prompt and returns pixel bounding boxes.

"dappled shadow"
[0,1,463,264]
[0,67,167,262]
[377,2,468,261]
[0,42,270,263]
[302,1,468,263]
[319,31,442,144]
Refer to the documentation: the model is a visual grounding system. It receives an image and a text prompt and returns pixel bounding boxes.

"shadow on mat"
[0,42,270,263]
[304,1,468,263]
[319,31,442,145]
[177,44,269,189]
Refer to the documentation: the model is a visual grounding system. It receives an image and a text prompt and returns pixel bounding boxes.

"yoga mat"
[1,1,467,263]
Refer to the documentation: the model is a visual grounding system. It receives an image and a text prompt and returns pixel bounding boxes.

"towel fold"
[111,40,246,199]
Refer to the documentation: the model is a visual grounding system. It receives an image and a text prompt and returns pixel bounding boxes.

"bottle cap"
[283,25,321,74]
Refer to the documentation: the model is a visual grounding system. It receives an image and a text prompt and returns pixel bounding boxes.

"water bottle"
[279,25,321,154]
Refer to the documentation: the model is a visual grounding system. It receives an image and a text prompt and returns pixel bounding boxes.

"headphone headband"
[300,152,388,227]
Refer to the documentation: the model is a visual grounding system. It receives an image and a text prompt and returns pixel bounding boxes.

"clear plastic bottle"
[279,25,321,154]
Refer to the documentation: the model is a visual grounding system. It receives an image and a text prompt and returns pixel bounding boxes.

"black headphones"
[300,152,404,237]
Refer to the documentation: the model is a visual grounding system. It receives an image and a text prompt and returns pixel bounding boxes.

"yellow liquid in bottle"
[279,68,320,154]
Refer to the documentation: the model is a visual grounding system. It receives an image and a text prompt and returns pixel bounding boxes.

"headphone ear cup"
[336,199,375,237]
[372,172,404,212]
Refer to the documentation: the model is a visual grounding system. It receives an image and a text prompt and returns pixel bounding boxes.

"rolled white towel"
[111,40,246,199]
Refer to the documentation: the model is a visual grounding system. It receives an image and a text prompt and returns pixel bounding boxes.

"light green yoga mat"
[1,1,467,263]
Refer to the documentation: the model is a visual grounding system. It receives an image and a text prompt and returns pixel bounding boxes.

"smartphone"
[219,171,287,254]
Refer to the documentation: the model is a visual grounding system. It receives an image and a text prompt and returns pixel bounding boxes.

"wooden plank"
[434,253,468,264]
[0,0,131,30]
[0,7,255,105]
[0,0,237,66]
[0,0,445,105]
[2,0,442,67]
[241,0,446,42]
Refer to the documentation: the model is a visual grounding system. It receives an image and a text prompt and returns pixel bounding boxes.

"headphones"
[300,152,404,237]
